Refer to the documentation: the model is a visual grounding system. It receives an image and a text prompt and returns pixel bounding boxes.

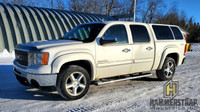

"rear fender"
[158,48,180,69]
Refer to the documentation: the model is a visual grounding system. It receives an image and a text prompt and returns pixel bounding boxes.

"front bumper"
[14,67,57,87]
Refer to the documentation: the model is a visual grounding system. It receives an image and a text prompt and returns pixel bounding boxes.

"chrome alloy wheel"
[65,72,87,96]
[164,61,174,77]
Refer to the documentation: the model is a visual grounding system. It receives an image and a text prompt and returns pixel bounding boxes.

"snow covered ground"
[0,44,200,112]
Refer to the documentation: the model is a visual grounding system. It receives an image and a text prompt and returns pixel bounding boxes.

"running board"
[93,73,153,85]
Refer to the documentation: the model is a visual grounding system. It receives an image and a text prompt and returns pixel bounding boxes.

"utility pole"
[51,0,53,9]
[133,0,136,22]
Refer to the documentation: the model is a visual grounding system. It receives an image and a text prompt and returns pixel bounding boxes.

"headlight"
[28,52,49,65]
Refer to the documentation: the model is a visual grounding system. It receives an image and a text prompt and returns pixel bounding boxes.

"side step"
[93,73,153,85]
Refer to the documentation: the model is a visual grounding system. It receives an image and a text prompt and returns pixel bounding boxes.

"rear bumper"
[14,67,57,87]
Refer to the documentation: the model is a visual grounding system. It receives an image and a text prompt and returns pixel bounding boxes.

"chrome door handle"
[122,48,131,53]
[146,47,153,51]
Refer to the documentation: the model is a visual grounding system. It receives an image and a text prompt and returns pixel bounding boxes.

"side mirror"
[100,36,117,45]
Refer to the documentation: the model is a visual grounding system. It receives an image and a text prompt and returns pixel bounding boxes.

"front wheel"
[156,57,176,81]
[56,65,90,100]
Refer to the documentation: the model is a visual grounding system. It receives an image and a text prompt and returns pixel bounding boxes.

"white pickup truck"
[13,21,186,100]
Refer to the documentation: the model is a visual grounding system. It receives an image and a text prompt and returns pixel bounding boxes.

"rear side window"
[152,25,174,40]
[130,25,150,42]
[171,27,184,39]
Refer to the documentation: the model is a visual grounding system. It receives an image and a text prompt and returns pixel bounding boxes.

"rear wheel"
[56,65,90,100]
[156,57,176,81]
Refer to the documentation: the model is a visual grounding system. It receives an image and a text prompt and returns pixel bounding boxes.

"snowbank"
[0,49,15,65]
[191,43,200,52]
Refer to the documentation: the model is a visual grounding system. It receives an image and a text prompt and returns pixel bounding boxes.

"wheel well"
[166,53,179,66]
[59,60,93,79]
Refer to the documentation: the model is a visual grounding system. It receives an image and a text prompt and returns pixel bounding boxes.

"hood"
[16,40,82,50]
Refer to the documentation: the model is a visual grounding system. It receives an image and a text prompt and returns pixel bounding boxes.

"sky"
[0,0,199,23]
[166,0,200,23]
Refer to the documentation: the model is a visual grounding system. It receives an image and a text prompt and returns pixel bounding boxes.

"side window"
[130,25,150,42]
[152,25,174,40]
[171,27,184,39]
[103,25,128,44]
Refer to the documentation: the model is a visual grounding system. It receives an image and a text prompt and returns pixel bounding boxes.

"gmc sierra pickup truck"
[13,21,186,100]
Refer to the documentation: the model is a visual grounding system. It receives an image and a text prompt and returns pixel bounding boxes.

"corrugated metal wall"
[0,3,117,52]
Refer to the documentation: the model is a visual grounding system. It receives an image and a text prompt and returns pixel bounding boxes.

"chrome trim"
[95,73,152,85]
[146,47,153,51]
[97,60,132,67]
[122,48,131,53]
[133,58,153,63]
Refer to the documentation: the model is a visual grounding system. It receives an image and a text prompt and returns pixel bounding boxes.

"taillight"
[184,34,187,41]
[184,44,187,56]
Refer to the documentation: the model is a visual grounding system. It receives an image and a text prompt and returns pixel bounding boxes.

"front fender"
[158,47,180,69]
[51,52,96,80]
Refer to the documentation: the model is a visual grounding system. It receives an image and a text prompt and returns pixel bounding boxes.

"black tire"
[156,57,176,81]
[56,65,90,100]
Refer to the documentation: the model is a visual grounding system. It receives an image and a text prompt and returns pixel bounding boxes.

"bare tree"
[69,0,120,15]
[25,0,39,7]
[56,0,65,10]
[111,0,143,21]
[104,0,120,15]
[11,0,26,5]
[3,0,7,3]
[141,0,165,23]
[69,0,84,12]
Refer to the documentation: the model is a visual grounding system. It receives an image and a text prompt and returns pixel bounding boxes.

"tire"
[56,65,91,100]
[156,57,176,81]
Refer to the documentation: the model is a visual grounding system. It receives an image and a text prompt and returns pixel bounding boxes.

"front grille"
[15,49,28,66]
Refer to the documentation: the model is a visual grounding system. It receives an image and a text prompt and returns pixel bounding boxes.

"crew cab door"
[129,24,155,73]
[96,24,132,78]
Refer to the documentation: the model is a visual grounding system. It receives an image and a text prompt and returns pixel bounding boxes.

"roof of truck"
[83,21,178,27]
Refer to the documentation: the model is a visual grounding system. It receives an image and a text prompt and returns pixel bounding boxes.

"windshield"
[62,23,105,42]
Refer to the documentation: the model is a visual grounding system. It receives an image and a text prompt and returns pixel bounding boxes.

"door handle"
[122,48,131,53]
[146,47,153,51]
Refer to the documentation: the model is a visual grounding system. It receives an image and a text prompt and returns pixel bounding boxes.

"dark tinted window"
[103,25,128,43]
[171,27,184,39]
[130,25,150,42]
[152,25,174,40]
